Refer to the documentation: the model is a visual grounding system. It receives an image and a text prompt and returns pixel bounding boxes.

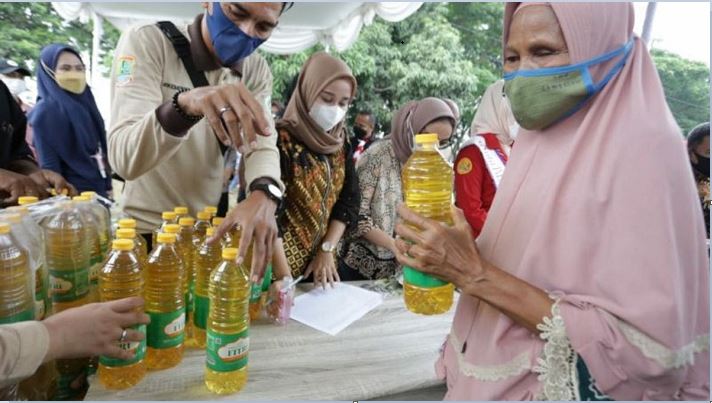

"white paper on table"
[290,282,384,336]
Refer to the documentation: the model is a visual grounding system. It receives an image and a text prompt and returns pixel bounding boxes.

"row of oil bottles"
[0,195,271,398]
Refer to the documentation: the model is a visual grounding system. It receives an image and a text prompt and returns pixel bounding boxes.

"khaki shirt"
[109,20,280,233]
[0,321,49,387]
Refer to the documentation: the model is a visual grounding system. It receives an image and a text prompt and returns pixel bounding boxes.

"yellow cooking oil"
[144,233,185,370]
[178,217,197,348]
[118,219,148,262]
[205,247,250,394]
[0,222,34,323]
[401,133,455,315]
[73,196,103,303]
[153,211,178,246]
[97,239,146,389]
[193,227,223,348]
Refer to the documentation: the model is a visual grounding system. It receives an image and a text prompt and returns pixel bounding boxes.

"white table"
[85,281,455,400]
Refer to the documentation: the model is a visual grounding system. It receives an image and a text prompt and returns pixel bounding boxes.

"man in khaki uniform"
[109,3,289,277]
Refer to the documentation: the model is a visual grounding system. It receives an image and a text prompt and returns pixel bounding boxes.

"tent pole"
[91,11,104,87]
[641,2,657,48]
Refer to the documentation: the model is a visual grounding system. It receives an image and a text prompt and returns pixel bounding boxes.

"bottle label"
[249,282,262,303]
[99,324,147,367]
[206,329,249,372]
[403,266,448,288]
[194,295,209,330]
[34,266,46,320]
[0,309,34,324]
[49,267,89,302]
[147,309,185,349]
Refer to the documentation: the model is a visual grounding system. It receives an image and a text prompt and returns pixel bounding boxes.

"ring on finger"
[119,329,128,342]
[218,105,232,117]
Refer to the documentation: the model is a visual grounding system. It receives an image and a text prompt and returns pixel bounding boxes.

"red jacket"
[454,133,508,237]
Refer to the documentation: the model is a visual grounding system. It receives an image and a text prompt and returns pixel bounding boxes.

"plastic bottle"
[205,247,250,395]
[17,196,39,206]
[116,229,148,267]
[249,265,272,321]
[145,232,185,370]
[401,133,455,315]
[44,201,92,399]
[153,211,178,246]
[212,217,232,246]
[178,217,197,348]
[0,222,33,401]
[174,206,189,221]
[3,208,47,320]
[73,196,104,303]
[204,206,218,219]
[118,219,148,262]
[193,227,223,348]
[97,239,146,389]
[81,191,111,259]
[193,211,212,245]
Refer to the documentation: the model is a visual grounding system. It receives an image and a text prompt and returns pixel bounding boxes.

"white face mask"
[1,76,27,97]
[309,102,347,132]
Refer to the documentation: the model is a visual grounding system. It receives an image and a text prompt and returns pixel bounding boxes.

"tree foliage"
[0,2,120,75]
[651,49,710,135]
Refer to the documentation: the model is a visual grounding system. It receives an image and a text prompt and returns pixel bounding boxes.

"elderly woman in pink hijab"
[395,3,709,400]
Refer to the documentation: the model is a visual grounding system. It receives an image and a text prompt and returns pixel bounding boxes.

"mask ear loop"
[40,60,57,81]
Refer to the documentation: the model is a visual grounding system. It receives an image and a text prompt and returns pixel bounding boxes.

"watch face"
[268,184,283,198]
[321,241,334,252]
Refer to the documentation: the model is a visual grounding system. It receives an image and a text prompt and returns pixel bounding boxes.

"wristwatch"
[320,241,336,254]
[249,179,283,205]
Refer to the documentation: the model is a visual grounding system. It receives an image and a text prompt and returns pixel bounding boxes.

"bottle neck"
[414,141,438,152]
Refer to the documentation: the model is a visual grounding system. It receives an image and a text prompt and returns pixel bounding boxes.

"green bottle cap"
[403,266,448,288]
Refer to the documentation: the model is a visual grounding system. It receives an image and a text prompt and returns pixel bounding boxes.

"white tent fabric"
[52,2,423,54]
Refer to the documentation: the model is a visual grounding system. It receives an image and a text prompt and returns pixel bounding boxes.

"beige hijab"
[390,97,457,164]
[470,79,517,144]
[277,51,357,154]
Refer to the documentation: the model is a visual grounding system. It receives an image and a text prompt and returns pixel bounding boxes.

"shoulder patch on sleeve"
[456,157,473,175]
[116,55,136,87]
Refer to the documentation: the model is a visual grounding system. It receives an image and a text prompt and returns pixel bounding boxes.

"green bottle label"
[206,328,249,372]
[249,282,262,303]
[0,309,34,324]
[99,324,147,367]
[49,267,89,302]
[89,261,102,285]
[147,309,185,349]
[194,295,209,330]
[403,266,448,288]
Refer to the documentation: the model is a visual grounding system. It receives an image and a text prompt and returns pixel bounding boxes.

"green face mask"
[503,38,634,131]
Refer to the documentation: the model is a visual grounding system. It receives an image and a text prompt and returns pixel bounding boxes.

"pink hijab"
[438,3,709,400]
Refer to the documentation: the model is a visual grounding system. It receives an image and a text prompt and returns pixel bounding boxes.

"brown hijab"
[277,51,357,155]
[390,97,456,164]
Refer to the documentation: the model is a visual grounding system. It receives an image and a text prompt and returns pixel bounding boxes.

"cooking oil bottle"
[174,206,189,221]
[401,133,455,315]
[178,217,197,348]
[211,217,232,245]
[44,200,91,313]
[17,196,38,206]
[145,232,185,370]
[73,196,103,303]
[204,206,218,219]
[80,191,111,257]
[193,227,223,348]
[3,209,47,320]
[205,247,250,394]
[118,219,147,262]
[97,239,146,389]
[0,222,33,323]
[153,211,178,246]
[249,264,272,321]
[193,211,212,245]
[116,229,148,267]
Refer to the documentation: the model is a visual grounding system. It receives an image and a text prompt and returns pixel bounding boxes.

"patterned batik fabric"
[278,129,346,277]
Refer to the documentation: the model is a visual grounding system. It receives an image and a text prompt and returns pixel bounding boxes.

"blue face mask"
[503,38,635,130]
[206,2,267,67]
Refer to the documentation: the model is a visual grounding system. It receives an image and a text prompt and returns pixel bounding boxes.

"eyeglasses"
[438,138,453,149]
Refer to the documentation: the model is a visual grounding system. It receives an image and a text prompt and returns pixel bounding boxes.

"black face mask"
[353,126,369,140]
[693,153,710,177]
